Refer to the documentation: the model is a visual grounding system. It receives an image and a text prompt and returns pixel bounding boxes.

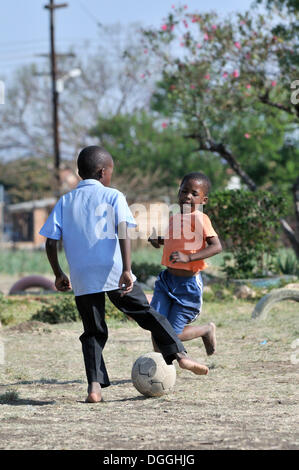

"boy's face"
[178,179,208,213]
[100,160,114,187]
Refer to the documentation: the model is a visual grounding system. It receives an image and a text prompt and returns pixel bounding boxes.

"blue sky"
[1,0,254,78]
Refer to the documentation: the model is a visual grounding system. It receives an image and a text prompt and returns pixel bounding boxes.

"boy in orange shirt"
[148,172,222,356]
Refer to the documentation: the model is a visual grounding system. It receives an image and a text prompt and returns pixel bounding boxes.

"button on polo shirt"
[39,179,137,296]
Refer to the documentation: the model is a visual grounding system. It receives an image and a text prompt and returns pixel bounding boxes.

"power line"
[77,0,102,28]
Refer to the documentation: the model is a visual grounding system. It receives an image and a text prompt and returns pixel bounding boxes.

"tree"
[90,111,228,202]
[0,156,54,203]
[0,24,157,162]
[140,3,299,255]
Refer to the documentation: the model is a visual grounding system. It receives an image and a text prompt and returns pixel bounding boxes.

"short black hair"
[180,172,211,195]
[77,146,113,178]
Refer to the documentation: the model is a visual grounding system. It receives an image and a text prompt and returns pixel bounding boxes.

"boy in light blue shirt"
[40,146,209,403]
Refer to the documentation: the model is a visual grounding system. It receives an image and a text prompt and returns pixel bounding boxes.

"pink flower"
[204,33,209,41]
[244,133,251,139]
[140,74,145,79]
[180,42,185,47]
[197,43,202,48]
[144,49,148,54]
[204,74,210,80]
[162,122,168,129]
[232,70,239,78]
[171,4,175,8]
[161,24,168,31]
[245,53,251,60]
[184,4,188,8]
[234,42,241,49]
[240,20,246,26]
[190,84,196,89]
[183,20,188,28]
[271,80,277,87]
[246,84,251,89]
[211,25,217,30]
[192,16,199,23]
[170,25,174,31]
[222,72,228,78]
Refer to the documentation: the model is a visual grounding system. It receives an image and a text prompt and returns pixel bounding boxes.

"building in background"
[2,168,80,248]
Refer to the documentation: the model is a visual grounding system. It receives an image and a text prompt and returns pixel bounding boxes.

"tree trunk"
[280,176,299,258]
[208,141,257,191]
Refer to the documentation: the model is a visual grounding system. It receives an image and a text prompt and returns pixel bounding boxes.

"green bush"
[131,262,162,283]
[208,189,288,279]
[0,293,19,325]
[275,250,299,275]
[32,293,125,324]
[31,295,79,323]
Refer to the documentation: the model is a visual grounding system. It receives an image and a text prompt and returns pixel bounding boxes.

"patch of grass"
[0,390,19,404]
[0,249,69,275]
[32,292,126,324]
[0,293,47,326]
[32,294,80,324]
[0,291,129,327]
[131,247,163,265]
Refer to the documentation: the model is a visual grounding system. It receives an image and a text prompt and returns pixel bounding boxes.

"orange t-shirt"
[161,210,218,273]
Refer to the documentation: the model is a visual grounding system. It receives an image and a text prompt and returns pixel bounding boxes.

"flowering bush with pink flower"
[139,3,298,194]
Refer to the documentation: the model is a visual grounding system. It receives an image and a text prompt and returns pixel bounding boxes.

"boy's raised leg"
[179,322,217,356]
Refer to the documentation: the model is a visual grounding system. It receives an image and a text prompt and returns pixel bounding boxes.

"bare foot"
[202,322,216,356]
[85,382,102,403]
[86,392,102,403]
[177,355,209,375]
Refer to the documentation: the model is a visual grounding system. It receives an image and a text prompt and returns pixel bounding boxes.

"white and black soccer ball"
[131,352,176,397]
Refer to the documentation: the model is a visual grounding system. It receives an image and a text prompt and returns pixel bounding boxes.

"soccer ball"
[131,352,176,397]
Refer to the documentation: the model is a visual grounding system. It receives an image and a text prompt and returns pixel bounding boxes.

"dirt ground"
[0,297,298,450]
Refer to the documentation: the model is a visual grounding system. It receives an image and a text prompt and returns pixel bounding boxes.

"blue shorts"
[150,269,203,335]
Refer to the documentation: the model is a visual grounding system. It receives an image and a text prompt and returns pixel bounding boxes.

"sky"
[1,0,254,79]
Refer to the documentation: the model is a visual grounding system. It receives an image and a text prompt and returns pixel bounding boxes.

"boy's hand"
[55,273,71,292]
[148,227,160,249]
[169,251,190,264]
[119,270,133,297]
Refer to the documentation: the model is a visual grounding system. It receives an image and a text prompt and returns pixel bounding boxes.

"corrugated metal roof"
[7,198,57,213]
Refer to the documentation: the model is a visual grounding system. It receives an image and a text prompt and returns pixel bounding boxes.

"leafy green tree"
[139,4,299,254]
[0,157,55,204]
[90,112,228,201]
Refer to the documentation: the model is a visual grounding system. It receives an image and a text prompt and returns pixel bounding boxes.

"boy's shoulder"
[98,186,126,203]
[62,184,125,203]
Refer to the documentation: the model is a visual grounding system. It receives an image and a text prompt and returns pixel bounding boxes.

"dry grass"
[0,298,298,450]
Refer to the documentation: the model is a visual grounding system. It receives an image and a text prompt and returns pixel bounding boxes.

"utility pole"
[44,1,68,198]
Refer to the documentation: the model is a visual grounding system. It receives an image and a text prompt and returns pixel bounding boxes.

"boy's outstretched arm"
[118,222,134,296]
[45,238,71,292]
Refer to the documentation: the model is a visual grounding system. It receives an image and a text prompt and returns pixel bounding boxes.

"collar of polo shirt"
[77,179,104,187]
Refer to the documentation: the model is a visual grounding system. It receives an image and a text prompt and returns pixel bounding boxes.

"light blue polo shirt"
[39,179,137,296]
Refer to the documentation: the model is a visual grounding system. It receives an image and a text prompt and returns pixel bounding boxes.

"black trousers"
[75,281,186,388]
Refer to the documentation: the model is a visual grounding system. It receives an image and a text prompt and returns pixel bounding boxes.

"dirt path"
[0,300,298,450]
